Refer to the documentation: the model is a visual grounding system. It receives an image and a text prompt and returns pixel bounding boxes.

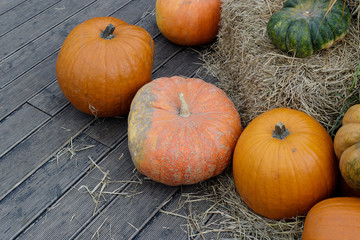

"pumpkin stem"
[100,24,115,40]
[273,122,290,140]
[179,92,191,118]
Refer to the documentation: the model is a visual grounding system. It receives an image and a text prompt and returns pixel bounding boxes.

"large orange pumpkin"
[128,76,242,186]
[233,108,337,220]
[302,197,360,240]
[156,0,221,46]
[334,104,360,191]
[56,17,155,117]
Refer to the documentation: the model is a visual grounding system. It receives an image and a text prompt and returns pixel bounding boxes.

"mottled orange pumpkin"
[303,197,360,240]
[56,17,155,117]
[233,108,337,220]
[128,76,242,186]
[334,104,360,191]
[156,0,221,46]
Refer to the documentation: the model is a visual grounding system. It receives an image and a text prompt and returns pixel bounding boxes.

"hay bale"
[202,0,360,133]
[192,1,360,239]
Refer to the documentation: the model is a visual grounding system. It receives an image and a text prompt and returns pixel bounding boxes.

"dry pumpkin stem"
[179,92,191,117]
[201,0,360,134]
[100,24,115,40]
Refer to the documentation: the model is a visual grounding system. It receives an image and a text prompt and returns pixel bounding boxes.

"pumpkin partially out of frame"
[267,0,351,57]
[233,108,337,220]
[302,197,360,240]
[56,17,155,117]
[334,104,360,192]
[128,76,242,186]
[156,0,221,46]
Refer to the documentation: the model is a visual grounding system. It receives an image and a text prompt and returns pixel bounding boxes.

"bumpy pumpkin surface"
[334,104,360,192]
[267,0,351,57]
[128,76,242,186]
[156,0,221,46]
[233,108,337,220]
[56,17,155,117]
[302,197,360,240]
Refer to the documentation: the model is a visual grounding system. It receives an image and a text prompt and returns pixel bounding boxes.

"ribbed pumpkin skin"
[56,17,155,117]
[233,108,337,220]
[334,104,360,191]
[128,76,242,186]
[303,197,360,240]
[156,0,221,46]
[267,0,351,58]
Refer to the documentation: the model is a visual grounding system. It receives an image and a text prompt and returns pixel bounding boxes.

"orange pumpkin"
[128,76,242,186]
[56,17,155,117]
[302,197,360,240]
[334,104,360,191]
[156,0,221,46]
[233,108,337,220]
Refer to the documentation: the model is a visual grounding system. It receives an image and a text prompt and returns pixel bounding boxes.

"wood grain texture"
[0,0,96,61]
[0,0,62,37]
[16,140,137,240]
[0,0,27,15]
[0,103,50,157]
[134,184,214,240]
[28,81,69,116]
[0,134,109,239]
[0,105,94,201]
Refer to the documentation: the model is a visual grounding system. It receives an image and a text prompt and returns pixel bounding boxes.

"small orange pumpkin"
[156,0,221,46]
[302,197,360,240]
[128,76,242,186]
[56,17,155,117]
[233,108,337,220]
[334,104,360,191]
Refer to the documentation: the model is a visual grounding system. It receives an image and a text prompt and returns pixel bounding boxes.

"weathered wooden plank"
[74,179,178,240]
[0,55,58,120]
[0,0,62,37]
[133,184,214,240]
[0,0,133,88]
[84,117,128,149]
[0,105,95,201]
[16,140,138,240]
[27,81,69,116]
[0,103,50,158]
[111,0,156,25]
[0,134,110,239]
[152,47,204,79]
[192,64,219,85]
[0,0,96,61]
[0,0,26,16]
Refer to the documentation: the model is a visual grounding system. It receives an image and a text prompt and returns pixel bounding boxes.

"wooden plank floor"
[0,1,224,239]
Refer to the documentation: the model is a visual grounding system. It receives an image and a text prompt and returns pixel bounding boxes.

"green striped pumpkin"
[267,0,351,58]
